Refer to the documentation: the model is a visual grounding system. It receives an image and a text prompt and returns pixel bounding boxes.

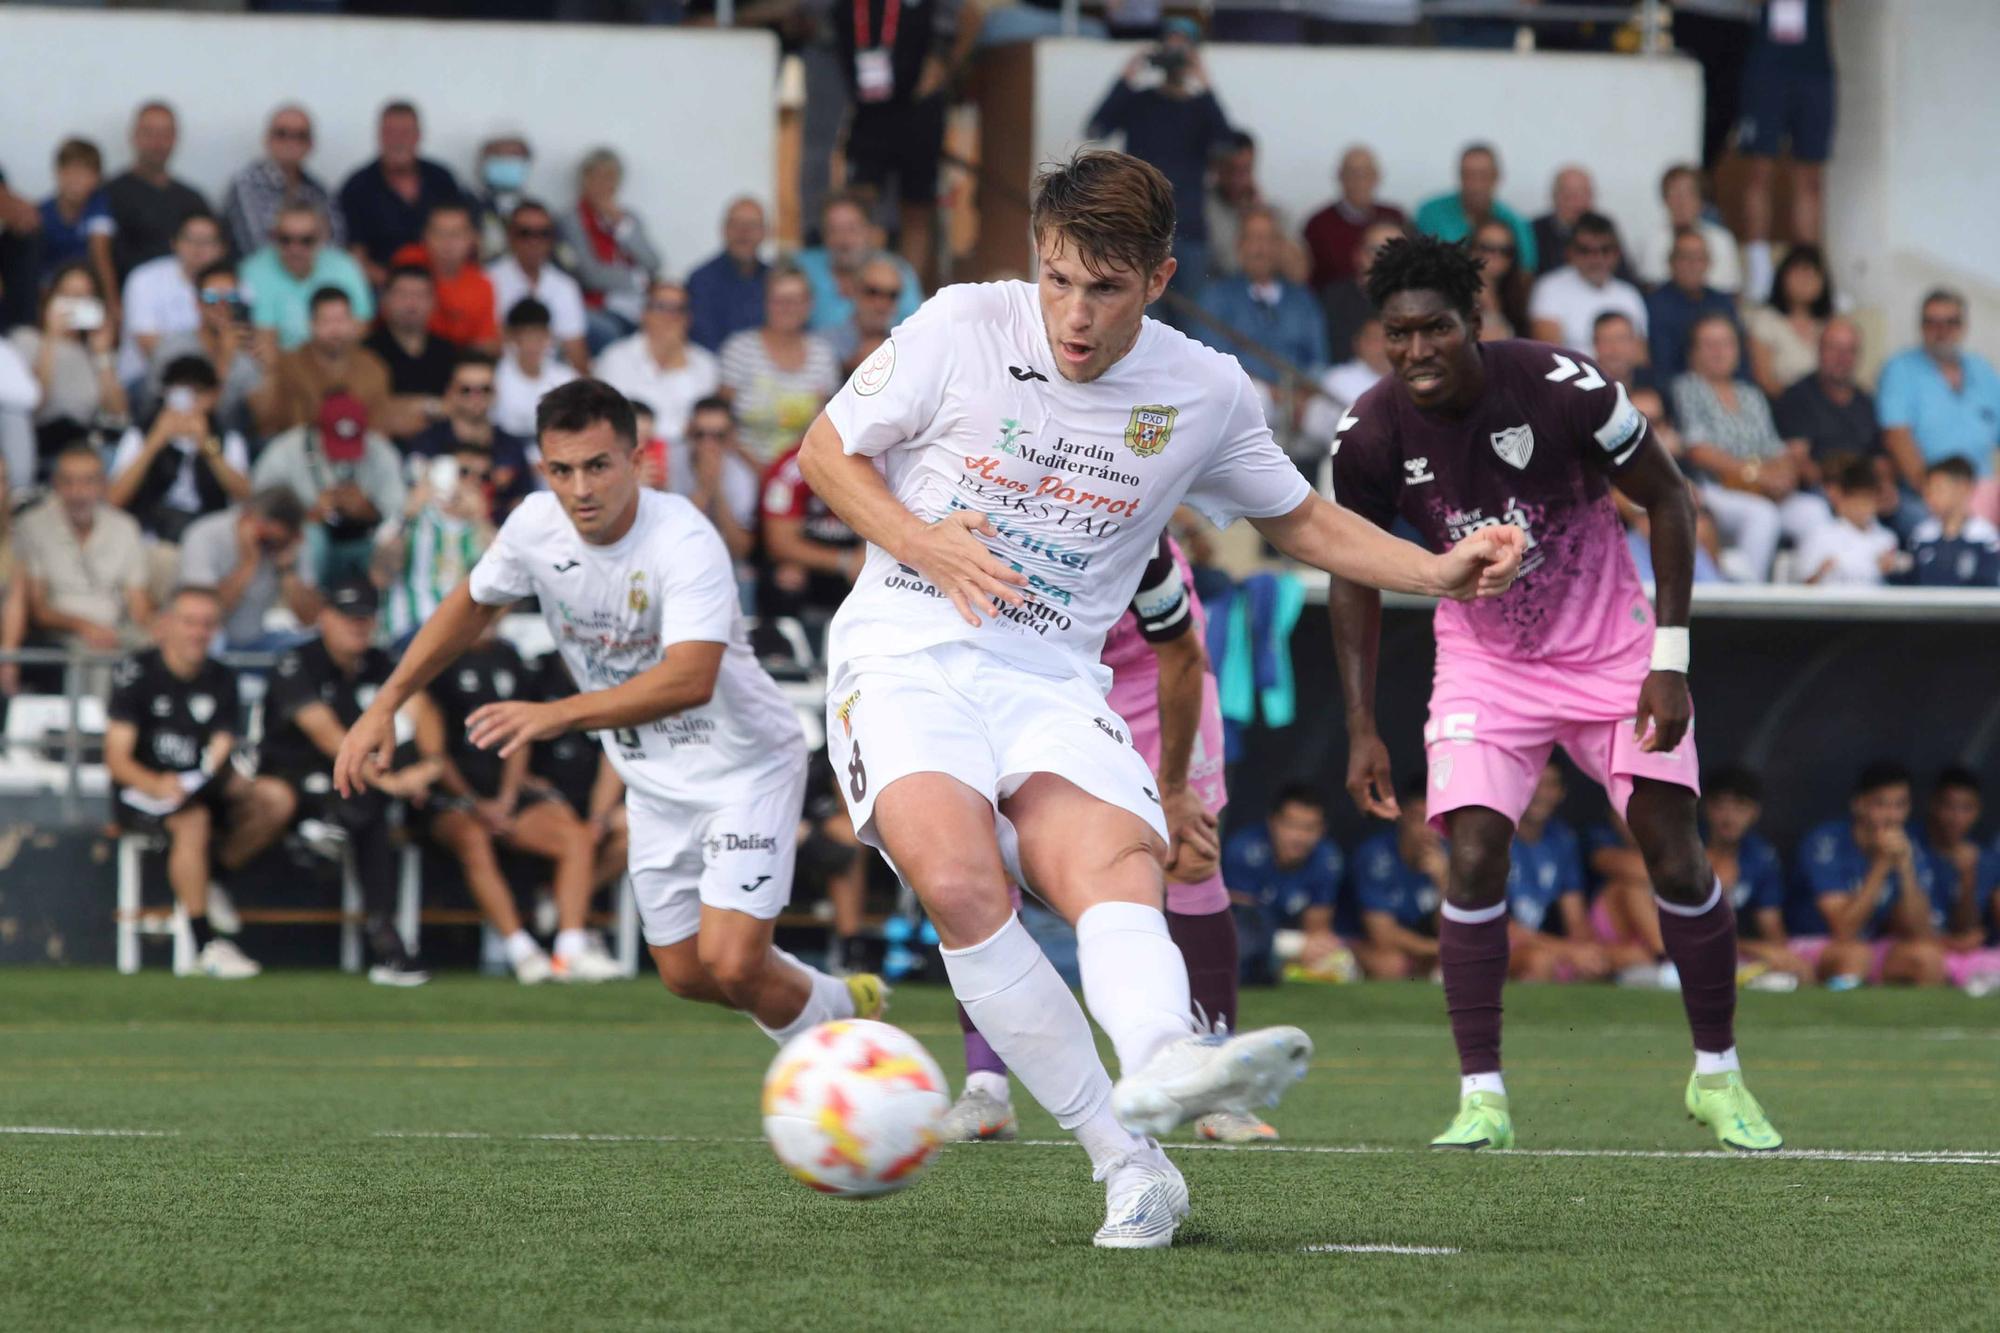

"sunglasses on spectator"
[199,289,242,305]
[513,226,554,240]
[686,426,731,441]
[275,231,318,247]
[1476,241,1515,256]
[648,300,688,315]
[861,284,902,300]
[454,382,496,396]
[1923,315,1964,329]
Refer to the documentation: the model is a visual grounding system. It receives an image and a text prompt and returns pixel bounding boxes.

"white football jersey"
[468,489,804,804]
[824,280,1311,690]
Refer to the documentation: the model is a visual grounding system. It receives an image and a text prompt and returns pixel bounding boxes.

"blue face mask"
[483,155,529,192]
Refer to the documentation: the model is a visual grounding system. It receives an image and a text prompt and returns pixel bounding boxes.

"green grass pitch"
[3,971,1996,1331]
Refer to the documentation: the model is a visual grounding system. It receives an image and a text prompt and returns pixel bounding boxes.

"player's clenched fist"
[901,509,1031,627]
[1433,524,1525,602]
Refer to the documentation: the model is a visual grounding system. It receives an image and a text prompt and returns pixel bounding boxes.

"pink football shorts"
[1116,669,1230,916]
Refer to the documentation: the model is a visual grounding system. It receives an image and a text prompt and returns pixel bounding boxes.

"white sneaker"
[1111,1025,1313,1139]
[513,948,554,985]
[552,936,624,983]
[205,884,241,935]
[196,939,261,980]
[1194,1110,1280,1143]
[940,1087,1018,1142]
[1093,1140,1189,1249]
[1656,961,1682,991]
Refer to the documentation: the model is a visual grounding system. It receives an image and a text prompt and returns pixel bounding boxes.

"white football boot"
[552,935,625,983]
[195,938,261,980]
[940,1087,1018,1142]
[512,947,554,985]
[1111,1026,1313,1139]
[1093,1139,1190,1249]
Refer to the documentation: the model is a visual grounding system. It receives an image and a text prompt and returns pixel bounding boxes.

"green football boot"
[1685,1071,1784,1152]
[1429,1091,1515,1150]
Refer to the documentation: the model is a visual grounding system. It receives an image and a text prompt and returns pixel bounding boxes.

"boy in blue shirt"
[1916,768,2000,988]
[38,138,118,308]
[1791,761,1948,987]
[1703,767,1813,985]
[1347,773,1444,980]
[1225,783,1344,985]
[1506,764,1611,982]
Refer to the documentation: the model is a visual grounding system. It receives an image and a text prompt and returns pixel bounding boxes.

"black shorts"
[846,96,948,206]
[1736,63,1835,162]
[111,770,237,838]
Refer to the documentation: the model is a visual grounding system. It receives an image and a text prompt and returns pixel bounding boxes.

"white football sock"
[1074,900,1195,1075]
[1072,1102,1146,1173]
[966,1070,1011,1104]
[752,949,851,1044]
[554,928,591,959]
[1694,1046,1741,1076]
[503,929,542,965]
[1745,241,1774,303]
[1462,1071,1507,1098]
[941,914,1121,1136]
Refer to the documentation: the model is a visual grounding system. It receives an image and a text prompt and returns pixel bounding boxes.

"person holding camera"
[379,441,498,646]
[1085,18,1234,302]
[8,262,128,465]
[109,355,252,600]
[118,211,225,386]
[138,261,267,435]
[251,390,405,587]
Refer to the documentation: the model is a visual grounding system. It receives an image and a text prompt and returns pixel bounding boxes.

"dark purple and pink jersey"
[1330,339,1654,665]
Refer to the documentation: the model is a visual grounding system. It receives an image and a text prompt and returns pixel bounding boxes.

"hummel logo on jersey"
[1008,365,1048,382]
[1403,457,1435,484]
[740,875,772,893]
[1330,413,1359,456]
[1544,353,1606,391]
[552,559,580,573]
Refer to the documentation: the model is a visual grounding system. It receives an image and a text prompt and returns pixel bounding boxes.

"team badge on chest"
[628,572,650,615]
[188,694,215,725]
[1490,423,1535,470]
[1123,405,1178,458]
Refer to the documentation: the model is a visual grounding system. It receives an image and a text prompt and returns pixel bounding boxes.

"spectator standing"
[406,353,536,519]
[1645,228,1744,382]
[9,264,128,455]
[1591,312,1658,396]
[1737,0,1835,295]
[1527,213,1648,356]
[140,262,266,437]
[1319,219,1401,365]
[1530,166,1604,279]
[16,444,152,663]
[1471,218,1531,342]
[109,356,252,562]
[36,138,119,306]
[1794,459,1896,586]
[493,298,578,439]
[1224,785,1346,985]
[338,101,464,288]
[118,211,224,384]
[1793,763,1945,987]
[249,288,392,439]
[1674,312,1828,580]
[1302,145,1406,293]
[1745,244,1833,398]
[1895,459,2000,588]
[362,265,460,444]
[1346,775,1444,980]
[1878,290,2000,514]
[221,105,346,260]
[593,280,719,451]
[392,203,498,353]
[469,135,534,261]
[686,197,771,354]
[557,148,661,352]
[826,254,903,375]
[1414,143,1536,272]
[1636,165,1742,295]
[1085,19,1234,297]
[103,102,210,282]
[717,268,842,466]
[487,200,588,373]
[793,193,922,337]
[238,203,374,350]
[251,391,404,585]
[177,487,322,650]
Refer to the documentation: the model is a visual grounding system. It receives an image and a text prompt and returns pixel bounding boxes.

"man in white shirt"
[333,380,883,1039]
[1528,214,1648,356]
[493,298,577,439]
[593,280,719,446]
[118,211,225,383]
[486,200,589,373]
[797,150,1522,1247]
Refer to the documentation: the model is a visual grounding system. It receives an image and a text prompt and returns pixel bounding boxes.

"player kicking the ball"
[799,151,1522,1248]
[1328,234,1782,1153]
[335,380,883,1043]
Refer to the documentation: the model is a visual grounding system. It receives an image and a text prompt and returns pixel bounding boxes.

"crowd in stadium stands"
[0,2,1995,984]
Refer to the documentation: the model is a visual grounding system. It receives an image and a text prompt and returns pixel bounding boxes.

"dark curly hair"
[1365,233,1485,318]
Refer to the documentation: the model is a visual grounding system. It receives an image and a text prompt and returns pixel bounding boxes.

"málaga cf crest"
[1123,405,1178,458]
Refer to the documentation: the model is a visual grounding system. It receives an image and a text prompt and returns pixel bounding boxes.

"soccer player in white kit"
[334,380,882,1042]
[798,151,1524,1247]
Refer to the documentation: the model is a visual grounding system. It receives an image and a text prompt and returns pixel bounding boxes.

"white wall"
[0,8,778,278]
[1033,39,1703,263]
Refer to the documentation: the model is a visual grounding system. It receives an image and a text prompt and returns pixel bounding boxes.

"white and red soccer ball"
[762,1019,949,1198]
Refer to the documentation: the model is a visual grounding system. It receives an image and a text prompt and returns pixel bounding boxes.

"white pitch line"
[0,1125,177,1138]
[1303,1244,1460,1256]
[376,1130,2000,1166]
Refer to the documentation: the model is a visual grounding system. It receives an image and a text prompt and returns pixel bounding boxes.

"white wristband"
[1651,626,1690,673]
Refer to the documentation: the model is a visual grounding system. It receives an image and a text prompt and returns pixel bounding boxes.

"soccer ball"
[762,1019,949,1198]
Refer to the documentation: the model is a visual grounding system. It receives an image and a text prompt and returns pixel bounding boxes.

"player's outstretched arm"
[1328,575,1396,819]
[465,641,726,760]
[1610,439,1696,754]
[1251,493,1523,602]
[797,415,1028,626]
[332,582,506,797]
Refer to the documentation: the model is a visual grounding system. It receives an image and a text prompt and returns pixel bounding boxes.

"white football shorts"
[625,758,809,947]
